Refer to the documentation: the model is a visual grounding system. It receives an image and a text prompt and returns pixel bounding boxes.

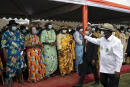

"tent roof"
[0,0,130,23]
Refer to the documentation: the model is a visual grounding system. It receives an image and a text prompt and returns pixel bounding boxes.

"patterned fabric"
[40,29,58,76]
[93,32,101,38]
[125,32,130,39]
[1,30,26,79]
[115,30,120,39]
[25,34,46,82]
[126,57,130,64]
[120,33,127,59]
[57,33,75,76]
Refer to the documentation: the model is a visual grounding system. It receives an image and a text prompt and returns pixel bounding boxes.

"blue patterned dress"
[73,31,83,72]
[1,30,26,79]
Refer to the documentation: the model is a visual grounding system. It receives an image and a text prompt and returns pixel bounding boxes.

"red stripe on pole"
[82,5,88,34]
[82,5,88,47]
[87,0,130,10]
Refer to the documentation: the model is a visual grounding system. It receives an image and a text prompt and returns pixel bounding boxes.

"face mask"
[62,30,67,33]
[69,29,71,32]
[80,29,83,32]
[26,27,29,30]
[97,30,100,33]
[37,30,40,34]
[128,29,130,32]
[48,25,52,29]
[92,28,95,31]
[86,31,89,35]
[22,29,26,33]
[32,27,37,34]
[101,31,104,37]
[121,30,124,33]
[12,26,17,31]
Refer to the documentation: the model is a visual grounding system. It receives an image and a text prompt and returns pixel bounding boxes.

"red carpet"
[0,65,130,87]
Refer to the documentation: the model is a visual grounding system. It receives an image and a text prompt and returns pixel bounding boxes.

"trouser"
[92,63,99,83]
[75,56,83,72]
[100,73,120,87]
[78,63,99,84]
[75,45,83,72]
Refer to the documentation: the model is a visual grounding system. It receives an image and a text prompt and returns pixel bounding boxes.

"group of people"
[0,20,129,87]
[74,23,130,87]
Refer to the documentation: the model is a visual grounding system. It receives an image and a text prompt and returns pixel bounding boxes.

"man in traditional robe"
[40,22,58,77]
[57,26,75,76]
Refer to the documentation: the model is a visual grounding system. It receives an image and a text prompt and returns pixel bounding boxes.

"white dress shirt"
[73,31,83,45]
[84,35,123,74]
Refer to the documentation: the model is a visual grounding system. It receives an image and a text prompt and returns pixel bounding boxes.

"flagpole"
[82,5,88,47]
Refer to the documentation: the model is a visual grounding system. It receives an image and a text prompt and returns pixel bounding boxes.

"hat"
[7,20,18,26]
[100,23,115,32]
[120,26,125,30]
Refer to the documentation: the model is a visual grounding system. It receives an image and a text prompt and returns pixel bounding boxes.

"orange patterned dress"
[25,34,46,82]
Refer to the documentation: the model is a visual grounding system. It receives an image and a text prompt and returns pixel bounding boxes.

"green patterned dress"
[40,29,58,76]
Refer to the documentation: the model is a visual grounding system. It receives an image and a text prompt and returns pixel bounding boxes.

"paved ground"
[84,73,130,87]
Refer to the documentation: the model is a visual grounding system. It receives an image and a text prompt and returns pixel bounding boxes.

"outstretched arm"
[84,35,101,45]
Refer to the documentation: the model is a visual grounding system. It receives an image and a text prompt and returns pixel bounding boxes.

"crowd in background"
[0,20,130,87]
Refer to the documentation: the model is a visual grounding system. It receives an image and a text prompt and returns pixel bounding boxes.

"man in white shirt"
[83,23,123,87]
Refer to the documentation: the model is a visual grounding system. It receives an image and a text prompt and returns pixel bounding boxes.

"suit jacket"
[78,34,98,76]
[84,34,98,62]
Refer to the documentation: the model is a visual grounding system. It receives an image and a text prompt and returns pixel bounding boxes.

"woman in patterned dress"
[25,27,46,82]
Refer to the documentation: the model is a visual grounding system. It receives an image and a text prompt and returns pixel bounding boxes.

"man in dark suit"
[74,29,99,87]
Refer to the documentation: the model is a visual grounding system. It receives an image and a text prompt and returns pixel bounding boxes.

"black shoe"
[91,82,99,87]
[73,84,83,87]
